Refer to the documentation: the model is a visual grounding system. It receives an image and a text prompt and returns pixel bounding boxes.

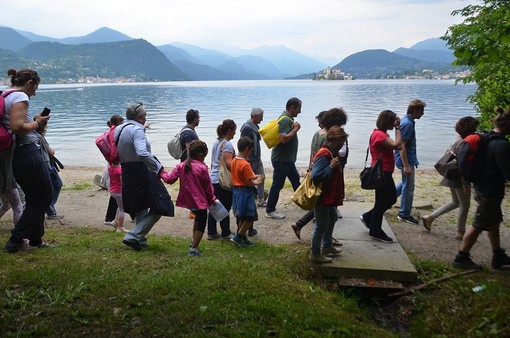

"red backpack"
[0,90,17,151]
[95,123,132,164]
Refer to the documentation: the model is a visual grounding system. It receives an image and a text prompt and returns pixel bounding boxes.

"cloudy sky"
[2,0,477,63]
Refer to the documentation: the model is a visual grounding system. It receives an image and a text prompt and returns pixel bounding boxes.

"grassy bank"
[0,226,509,337]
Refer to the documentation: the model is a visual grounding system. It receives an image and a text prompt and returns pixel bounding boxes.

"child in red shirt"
[230,137,263,247]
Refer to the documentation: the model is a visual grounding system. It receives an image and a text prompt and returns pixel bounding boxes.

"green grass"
[1,227,509,337]
[0,227,388,337]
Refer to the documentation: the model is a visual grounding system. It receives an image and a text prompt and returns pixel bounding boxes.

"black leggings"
[194,209,207,233]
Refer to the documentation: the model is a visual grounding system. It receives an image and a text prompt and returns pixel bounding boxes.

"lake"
[8,79,476,169]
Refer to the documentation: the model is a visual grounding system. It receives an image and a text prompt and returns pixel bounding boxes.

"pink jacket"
[162,159,216,210]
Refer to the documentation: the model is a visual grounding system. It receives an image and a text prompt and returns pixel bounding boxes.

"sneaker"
[116,227,130,233]
[309,254,333,264]
[492,249,510,269]
[332,237,343,247]
[397,214,419,225]
[248,228,258,237]
[5,240,27,253]
[221,232,234,240]
[242,236,256,246]
[455,232,465,241]
[230,234,244,247]
[322,246,342,257]
[105,221,117,229]
[453,252,483,270]
[291,223,301,240]
[188,248,202,257]
[421,216,432,231]
[47,214,64,220]
[122,239,142,252]
[359,215,370,229]
[36,242,55,249]
[257,200,267,207]
[104,220,114,225]
[266,211,285,219]
[207,233,221,240]
[369,231,393,244]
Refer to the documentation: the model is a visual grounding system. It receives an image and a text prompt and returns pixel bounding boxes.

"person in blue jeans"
[265,97,302,220]
[394,99,426,225]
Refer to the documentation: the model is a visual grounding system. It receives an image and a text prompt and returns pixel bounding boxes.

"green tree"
[443,0,510,128]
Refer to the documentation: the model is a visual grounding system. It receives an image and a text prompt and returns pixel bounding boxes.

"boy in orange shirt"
[230,136,263,247]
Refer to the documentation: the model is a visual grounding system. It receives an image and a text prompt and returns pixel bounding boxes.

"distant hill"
[58,27,134,44]
[393,37,454,64]
[15,39,187,82]
[334,49,439,78]
[0,27,33,51]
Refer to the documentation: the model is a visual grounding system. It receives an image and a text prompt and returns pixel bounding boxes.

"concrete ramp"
[319,202,418,283]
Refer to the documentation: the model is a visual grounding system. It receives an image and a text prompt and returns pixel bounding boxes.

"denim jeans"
[396,166,415,217]
[46,167,63,216]
[311,205,338,256]
[123,208,161,245]
[266,160,300,213]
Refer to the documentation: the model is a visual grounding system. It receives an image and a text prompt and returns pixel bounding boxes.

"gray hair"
[251,107,264,118]
[126,102,146,120]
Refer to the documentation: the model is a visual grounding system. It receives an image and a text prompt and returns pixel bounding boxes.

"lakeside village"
[313,67,471,81]
[0,68,471,86]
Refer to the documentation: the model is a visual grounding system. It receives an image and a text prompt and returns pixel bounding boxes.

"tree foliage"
[443,0,510,128]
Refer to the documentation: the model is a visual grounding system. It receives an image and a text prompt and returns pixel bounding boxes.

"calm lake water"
[7,79,476,169]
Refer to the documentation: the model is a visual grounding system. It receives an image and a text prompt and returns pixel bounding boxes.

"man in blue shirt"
[395,99,426,225]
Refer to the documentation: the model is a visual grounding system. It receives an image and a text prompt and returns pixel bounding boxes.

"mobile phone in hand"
[41,107,51,116]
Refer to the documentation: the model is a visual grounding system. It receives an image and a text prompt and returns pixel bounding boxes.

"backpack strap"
[114,123,134,147]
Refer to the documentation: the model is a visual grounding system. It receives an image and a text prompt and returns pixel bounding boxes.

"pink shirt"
[108,165,122,193]
[163,159,216,210]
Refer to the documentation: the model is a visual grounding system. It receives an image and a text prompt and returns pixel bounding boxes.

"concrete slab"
[319,202,418,283]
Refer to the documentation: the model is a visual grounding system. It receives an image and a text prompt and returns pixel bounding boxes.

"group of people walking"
[2,68,510,271]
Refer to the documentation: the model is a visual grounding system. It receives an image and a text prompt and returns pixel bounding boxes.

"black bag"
[359,136,386,190]
[147,171,175,217]
[434,148,460,180]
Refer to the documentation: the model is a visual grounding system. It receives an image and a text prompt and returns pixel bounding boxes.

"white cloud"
[1,0,476,60]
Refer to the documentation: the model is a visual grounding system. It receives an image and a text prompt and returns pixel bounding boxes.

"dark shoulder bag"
[359,134,386,190]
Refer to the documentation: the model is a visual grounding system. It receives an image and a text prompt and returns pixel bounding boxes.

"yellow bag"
[259,116,288,149]
[291,171,322,210]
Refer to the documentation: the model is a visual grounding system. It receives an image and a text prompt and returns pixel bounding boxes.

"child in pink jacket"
[161,140,217,257]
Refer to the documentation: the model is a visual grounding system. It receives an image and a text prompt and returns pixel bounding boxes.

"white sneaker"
[265,211,285,219]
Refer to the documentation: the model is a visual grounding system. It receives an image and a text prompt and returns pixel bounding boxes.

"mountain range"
[0,26,459,82]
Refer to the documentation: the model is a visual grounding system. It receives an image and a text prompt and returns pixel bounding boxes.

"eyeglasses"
[134,102,143,114]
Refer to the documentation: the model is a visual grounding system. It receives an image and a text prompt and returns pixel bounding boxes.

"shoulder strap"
[114,123,134,147]
[311,147,333,170]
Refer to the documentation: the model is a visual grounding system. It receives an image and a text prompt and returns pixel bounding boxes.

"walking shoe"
[105,221,117,229]
[266,211,285,219]
[207,233,221,240]
[359,215,370,229]
[257,200,267,207]
[230,234,244,247]
[332,237,343,247]
[116,227,130,233]
[242,236,256,246]
[421,216,432,231]
[369,231,393,244]
[455,232,465,241]
[36,242,55,249]
[309,254,333,264]
[5,240,27,253]
[248,228,258,237]
[492,249,510,269]
[397,214,419,225]
[122,239,142,252]
[453,252,483,270]
[188,248,202,257]
[221,232,234,240]
[47,214,64,220]
[290,223,301,240]
[104,220,114,225]
[322,246,342,257]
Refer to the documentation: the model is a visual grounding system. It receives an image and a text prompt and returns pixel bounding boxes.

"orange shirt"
[231,156,256,186]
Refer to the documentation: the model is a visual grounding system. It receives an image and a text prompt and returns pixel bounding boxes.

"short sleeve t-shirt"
[271,113,298,162]
[370,129,394,172]
[210,140,235,184]
[179,127,198,162]
[231,156,256,186]
[395,114,418,167]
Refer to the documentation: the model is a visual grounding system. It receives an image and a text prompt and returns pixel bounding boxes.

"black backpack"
[456,132,503,183]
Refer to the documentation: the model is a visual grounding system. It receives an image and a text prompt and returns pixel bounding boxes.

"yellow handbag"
[259,115,288,149]
[291,171,322,210]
